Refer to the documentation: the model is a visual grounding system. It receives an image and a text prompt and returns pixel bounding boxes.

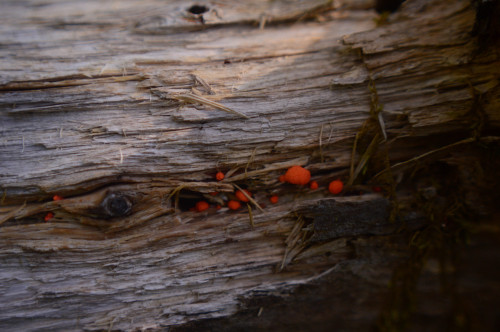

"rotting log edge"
[0,0,499,330]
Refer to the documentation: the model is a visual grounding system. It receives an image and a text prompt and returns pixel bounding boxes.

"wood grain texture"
[0,0,499,330]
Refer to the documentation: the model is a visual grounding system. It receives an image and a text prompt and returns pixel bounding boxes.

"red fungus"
[216,172,225,181]
[44,212,54,222]
[235,189,252,202]
[209,192,219,196]
[279,175,285,183]
[216,205,221,210]
[284,166,311,185]
[53,195,63,201]
[195,201,209,212]
[227,200,241,210]
[269,195,279,204]
[309,181,319,190]
[328,180,343,194]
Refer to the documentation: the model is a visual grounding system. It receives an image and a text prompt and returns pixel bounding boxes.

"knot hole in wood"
[101,193,133,217]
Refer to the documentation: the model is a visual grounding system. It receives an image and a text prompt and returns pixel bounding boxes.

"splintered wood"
[0,0,499,330]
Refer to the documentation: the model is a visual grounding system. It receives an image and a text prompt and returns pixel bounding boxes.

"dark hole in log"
[101,193,132,217]
[375,0,405,13]
[187,4,209,15]
[177,189,206,211]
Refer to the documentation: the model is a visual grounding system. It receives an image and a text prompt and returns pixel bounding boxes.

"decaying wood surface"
[1,0,499,331]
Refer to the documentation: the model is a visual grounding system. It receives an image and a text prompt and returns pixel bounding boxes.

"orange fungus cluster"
[227,200,241,210]
[192,165,349,215]
[195,201,210,212]
[328,180,343,194]
[283,166,311,185]
[235,189,252,202]
[44,212,54,222]
[278,166,344,195]
[216,172,225,181]
[269,195,279,204]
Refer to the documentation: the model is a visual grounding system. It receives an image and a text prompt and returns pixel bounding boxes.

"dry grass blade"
[378,112,387,141]
[245,148,257,178]
[372,137,476,180]
[224,167,240,179]
[166,184,188,212]
[191,74,215,95]
[170,93,249,119]
[319,124,324,163]
[232,183,264,213]
[348,133,380,186]
[280,216,305,271]
[0,201,27,225]
[166,184,187,201]
[247,203,254,229]
[349,131,360,181]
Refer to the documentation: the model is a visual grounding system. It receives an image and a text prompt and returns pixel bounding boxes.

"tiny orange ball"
[195,201,210,212]
[328,180,343,194]
[53,195,63,201]
[235,189,252,202]
[227,200,241,210]
[269,195,279,204]
[216,172,225,181]
[309,181,319,190]
[44,212,54,222]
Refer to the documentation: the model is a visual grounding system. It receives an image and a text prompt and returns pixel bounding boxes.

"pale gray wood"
[0,0,499,330]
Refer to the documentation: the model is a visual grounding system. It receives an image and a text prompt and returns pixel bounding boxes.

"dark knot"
[101,193,132,217]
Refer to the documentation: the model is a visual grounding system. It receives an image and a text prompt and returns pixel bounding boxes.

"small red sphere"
[195,201,209,212]
[53,195,63,201]
[328,180,344,194]
[284,166,311,185]
[44,212,54,222]
[309,181,319,190]
[269,195,279,204]
[227,200,242,210]
[235,189,252,202]
[216,172,225,181]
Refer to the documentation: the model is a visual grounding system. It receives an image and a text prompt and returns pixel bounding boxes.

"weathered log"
[1,0,499,331]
